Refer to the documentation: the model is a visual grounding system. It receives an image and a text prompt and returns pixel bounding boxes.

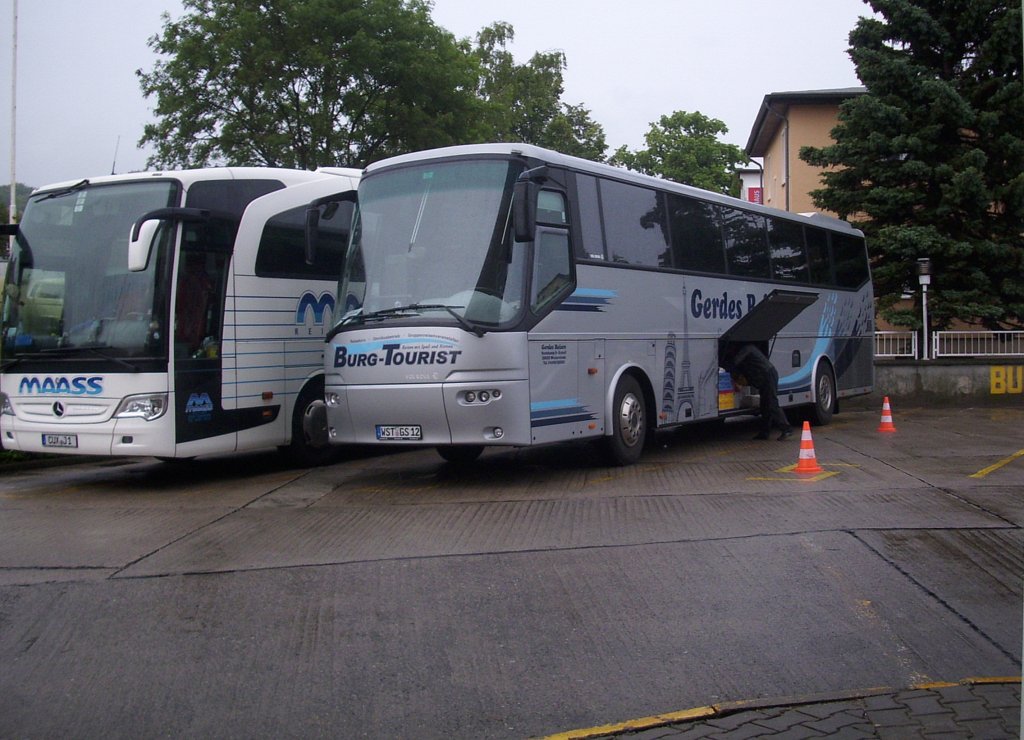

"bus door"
[172,217,238,452]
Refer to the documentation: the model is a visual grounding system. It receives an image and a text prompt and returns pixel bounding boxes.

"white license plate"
[376,425,422,441]
[42,433,78,448]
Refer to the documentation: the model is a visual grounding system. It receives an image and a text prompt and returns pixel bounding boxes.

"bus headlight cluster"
[0,394,12,416]
[461,389,501,405]
[325,392,341,407]
[114,393,168,421]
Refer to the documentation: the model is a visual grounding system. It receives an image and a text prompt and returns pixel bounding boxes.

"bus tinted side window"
[256,202,353,279]
[667,195,725,274]
[600,179,671,268]
[186,180,284,216]
[805,226,831,284]
[721,207,770,279]
[767,218,809,282]
[575,174,606,260]
[833,233,870,288]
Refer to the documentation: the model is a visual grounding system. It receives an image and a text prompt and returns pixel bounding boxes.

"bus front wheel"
[602,375,647,466]
[283,380,340,467]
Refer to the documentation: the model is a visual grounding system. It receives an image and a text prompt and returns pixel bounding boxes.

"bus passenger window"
[600,180,670,268]
[721,208,770,279]
[805,227,831,284]
[832,233,870,288]
[767,218,809,282]
[668,195,725,274]
[575,174,606,260]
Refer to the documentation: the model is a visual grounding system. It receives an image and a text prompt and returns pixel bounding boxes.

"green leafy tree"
[472,22,606,160]
[801,0,1023,329]
[541,103,608,162]
[138,0,487,169]
[610,111,748,196]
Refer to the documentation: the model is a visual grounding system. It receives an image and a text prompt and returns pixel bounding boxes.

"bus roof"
[28,167,353,198]
[364,143,863,236]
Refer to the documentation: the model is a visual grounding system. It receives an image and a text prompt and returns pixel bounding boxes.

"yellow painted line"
[912,681,959,690]
[542,706,716,740]
[962,675,1022,685]
[543,677,1022,739]
[969,448,1024,478]
[747,463,844,482]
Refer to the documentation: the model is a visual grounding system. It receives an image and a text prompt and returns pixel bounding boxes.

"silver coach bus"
[309,143,873,465]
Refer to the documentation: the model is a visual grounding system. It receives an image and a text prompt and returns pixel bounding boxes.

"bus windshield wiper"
[326,303,485,341]
[37,179,90,202]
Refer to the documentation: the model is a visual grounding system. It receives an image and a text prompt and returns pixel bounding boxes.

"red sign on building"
[748,187,763,204]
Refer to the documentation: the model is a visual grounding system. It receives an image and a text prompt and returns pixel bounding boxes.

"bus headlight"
[114,393,168,421]
[0,393,13,416]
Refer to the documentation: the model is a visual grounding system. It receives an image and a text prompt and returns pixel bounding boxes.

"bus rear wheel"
[808,363,836,426]
[602,374,647,466]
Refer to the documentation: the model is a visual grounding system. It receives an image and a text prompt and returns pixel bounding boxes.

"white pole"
[7,0,17,255]
[921,284,929,360]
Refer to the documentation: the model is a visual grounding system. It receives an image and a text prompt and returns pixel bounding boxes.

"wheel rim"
[817,372,834,411]
[617,392,644,448]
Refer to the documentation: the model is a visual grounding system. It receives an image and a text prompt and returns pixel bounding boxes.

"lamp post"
[917,258,931,360]
[8,0,17,255]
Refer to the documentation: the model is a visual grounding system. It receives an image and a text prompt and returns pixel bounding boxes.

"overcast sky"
[0,0,871,189]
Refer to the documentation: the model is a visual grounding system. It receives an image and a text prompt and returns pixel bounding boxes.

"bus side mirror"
[513,179,538,243]
[513,166,550,243]
[305,190,357,266]
[128,219,160,272]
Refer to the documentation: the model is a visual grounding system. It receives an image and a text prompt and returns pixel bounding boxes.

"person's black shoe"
[753,431,770,440]
[777,427,794,441]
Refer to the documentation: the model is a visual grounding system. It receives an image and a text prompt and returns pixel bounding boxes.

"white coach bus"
[312,143,873,465]
[0,166,358,464]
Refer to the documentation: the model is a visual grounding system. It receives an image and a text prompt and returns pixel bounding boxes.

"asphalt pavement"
[0,404,1021,739]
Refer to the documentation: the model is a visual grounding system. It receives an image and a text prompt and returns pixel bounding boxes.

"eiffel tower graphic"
[662,289,695,422]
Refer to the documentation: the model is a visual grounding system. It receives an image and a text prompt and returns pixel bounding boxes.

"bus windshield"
[2,181,177,362]
[338,159,525,331]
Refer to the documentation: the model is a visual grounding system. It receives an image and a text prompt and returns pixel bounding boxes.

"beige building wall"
[787,105,842,214]
[756,103,844,216]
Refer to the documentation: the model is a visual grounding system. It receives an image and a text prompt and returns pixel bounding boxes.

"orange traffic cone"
[794,421,824,474]
[877,396,897,433]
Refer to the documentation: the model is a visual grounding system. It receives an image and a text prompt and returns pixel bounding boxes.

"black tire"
[437,445,484,464]
[283,380,340,467]
[808,363,836,426]
[601,374,647,466]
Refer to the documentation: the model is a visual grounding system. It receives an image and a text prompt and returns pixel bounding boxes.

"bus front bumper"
[1,415,177,458]
[325,380,531,447]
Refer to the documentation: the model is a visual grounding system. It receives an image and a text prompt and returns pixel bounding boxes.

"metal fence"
[874,330,1024,359]
[875,331,917,358]
[932,331,1024,358]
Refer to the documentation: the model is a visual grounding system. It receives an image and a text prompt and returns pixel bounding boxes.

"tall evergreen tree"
[802,0,1023,329]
